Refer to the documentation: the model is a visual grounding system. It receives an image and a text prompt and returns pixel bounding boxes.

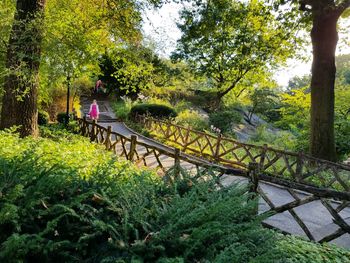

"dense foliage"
[0,127,350,262]
[172,0,301,103]
[0,128,271,262]
[129,103,177,119]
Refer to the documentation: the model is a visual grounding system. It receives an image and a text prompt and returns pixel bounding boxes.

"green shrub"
[257,234,350,263]
[0,129,273,262]
[250,125,297,151]
[129,103,177,119]
[140,182,275,262]
[124,120,151,137]
[56,112,68,124]
[175,109,208,131]
[335,119,350,159]
[173,100,192,113]
[113,100,133,121]
[209,110,242,133]
[38,110,49,125]
[0,129,349,262]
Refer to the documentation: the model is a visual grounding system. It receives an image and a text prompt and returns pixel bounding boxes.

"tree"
[0,0,46,137]
[247,87,280,124]
[99,46,158,98]
[39,0,148,108]
[172,0,301,106]
[0,0,166,136]
[276,0,350,161]
[287,74,311,91]
[0,1,16,91]
[307,1,350,161]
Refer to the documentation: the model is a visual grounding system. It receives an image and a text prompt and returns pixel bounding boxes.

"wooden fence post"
[165,121,171,138]
[81,116,87,136]
[174,148,181,179]
[259,144,268,172]
[183,126,191,151]
[105,126,112,150]
[90,120,97,142]
[128,135,138,161]
[248,162,259,194]
[214,134,222,161]
[295,151,304,182]
[248,162,259,215]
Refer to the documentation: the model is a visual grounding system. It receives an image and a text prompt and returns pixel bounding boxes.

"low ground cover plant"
[0,127,349,262]
[0,128,273,262]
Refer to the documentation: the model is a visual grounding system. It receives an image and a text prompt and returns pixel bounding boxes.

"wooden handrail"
[77,117,350,244]
[136,115,350,193]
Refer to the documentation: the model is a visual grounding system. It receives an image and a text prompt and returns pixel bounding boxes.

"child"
[88,100,99,121]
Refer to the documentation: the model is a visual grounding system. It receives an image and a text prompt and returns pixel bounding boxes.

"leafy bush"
[259,234,350,263]
[173,100,193,113]
[0,129,273,262]
[113,100,133,121]
[56,112,68,124]
[1,129,349,262]
[125,120,151,138]
[146,97,172,107]
[209,110,242,133]
[38,110,49,125]
[250,125,298,151]
[335,119,350,159]
[175,109,208,131]
[129,103,177,119]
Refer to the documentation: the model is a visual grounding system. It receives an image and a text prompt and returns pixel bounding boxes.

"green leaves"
[173,0,304,100]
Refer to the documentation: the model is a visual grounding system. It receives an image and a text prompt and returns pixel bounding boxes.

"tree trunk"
[310,12,339,161]
[0,0,46,137]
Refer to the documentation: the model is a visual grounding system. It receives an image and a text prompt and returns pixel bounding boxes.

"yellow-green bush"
[175,109,209,131]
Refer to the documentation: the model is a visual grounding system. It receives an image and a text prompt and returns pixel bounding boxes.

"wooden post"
[82,116,87,136]
[214,134,222,161]
[295,151,304,182]
[259,144,268,172]
[183,126,191,151]
[174,148,181,179]
[105,126,112,150]
[248,162,259,215]
[128,135,138,161]
[248,162,259,194]
[90,120,97,142]
[165,121,171,138]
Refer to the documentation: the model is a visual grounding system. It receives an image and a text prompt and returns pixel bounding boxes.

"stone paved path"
[80,97,350,249]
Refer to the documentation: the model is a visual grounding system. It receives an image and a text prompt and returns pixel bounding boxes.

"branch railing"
[77,117,350,244]
[77,118,227,176]
[136,115,350,195]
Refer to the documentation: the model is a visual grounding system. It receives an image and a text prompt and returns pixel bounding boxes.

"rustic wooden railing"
[78,117,350,245]
[78,118,227,178]
[136,115,350,195]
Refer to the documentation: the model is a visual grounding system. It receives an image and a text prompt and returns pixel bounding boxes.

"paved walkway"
[80,97,350,249]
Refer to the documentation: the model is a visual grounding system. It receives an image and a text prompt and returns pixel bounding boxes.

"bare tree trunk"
[310,12,338,161]
[0,0,46,137]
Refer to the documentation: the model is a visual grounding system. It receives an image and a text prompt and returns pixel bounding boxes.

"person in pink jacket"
[89,99,100,120]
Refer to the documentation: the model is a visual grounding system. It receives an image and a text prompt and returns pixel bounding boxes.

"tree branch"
[217,68,250,99]
[337,0,350,13]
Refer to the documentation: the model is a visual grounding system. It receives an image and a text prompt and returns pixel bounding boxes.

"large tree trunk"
[0,0,46,137]
[310,12,339,161]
